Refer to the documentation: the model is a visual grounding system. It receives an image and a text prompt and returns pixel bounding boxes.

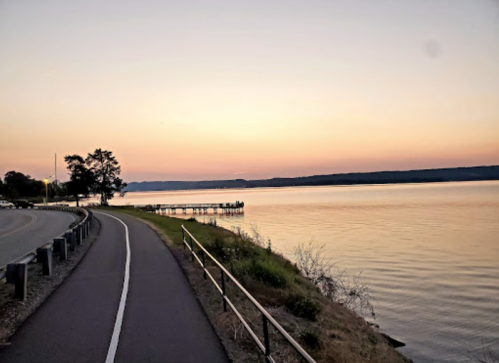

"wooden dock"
[134,201,244,215]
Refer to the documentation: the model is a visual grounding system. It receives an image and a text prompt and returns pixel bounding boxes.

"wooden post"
[221,269,227,312]
[14,263,28,300]
[65,231,76,252]
[37,246,53,276]
[75,226,82,245]
[202,250,206,279]
[54,237,67,260]
[6,261,29,300]
[81,222,87,239]
[190,236,194,261]
[182,228,185,251]
[262,314,271,361]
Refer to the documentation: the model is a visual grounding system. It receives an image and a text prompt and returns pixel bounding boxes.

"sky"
[1,0,498,182]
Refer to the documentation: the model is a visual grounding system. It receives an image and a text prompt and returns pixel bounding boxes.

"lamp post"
[44,178,48,205]
[44,175,54,205]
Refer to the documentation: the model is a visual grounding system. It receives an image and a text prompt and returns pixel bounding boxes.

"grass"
[285,293,321,321]
[301,330,322,350]
[103,206,411,363]
[104,206,300,290]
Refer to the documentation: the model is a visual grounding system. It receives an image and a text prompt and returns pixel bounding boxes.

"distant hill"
[125,165,499,192]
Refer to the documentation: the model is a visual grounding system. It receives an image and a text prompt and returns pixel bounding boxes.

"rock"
[381,333,406,348]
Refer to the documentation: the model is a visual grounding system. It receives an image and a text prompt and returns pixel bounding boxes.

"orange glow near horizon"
[1,1,498,182]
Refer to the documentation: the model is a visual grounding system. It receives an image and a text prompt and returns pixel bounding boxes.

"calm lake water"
[97,181,499,363]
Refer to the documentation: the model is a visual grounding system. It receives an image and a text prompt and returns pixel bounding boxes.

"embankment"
[111,207,412,363]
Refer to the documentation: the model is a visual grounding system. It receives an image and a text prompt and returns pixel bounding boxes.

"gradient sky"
[1,0,498,182]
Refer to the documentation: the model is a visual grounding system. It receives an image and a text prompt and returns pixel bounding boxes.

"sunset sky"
[1,0,498,182]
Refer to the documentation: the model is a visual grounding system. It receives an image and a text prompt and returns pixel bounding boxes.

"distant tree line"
[0,171,47,199]
[0,148,127,206]
[125,165,499,192]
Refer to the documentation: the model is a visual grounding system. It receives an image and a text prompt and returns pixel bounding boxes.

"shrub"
[234,258,288,288]
[210,237,229,262]
[292,240,375,319]
[233,238,259,260]
[285,293,321,321]
[301,331,321,350]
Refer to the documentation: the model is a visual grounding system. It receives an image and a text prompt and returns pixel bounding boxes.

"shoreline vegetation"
[125,165,499,193]
[109,206,412,363]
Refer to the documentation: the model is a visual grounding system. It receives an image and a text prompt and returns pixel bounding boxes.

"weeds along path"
[108,207,410,363]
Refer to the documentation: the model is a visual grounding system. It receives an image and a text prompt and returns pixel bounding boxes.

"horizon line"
[128,164,499,184]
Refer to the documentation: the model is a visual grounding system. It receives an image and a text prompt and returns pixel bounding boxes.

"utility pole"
[55,153,57,186]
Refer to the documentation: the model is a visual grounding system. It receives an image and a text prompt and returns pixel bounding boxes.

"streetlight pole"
[44,179,48,205]
[44,174,54,205]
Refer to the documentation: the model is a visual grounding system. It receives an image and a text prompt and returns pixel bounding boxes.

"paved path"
[0,209,77,268]
[0,211,229,363]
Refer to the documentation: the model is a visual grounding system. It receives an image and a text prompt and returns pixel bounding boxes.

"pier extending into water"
[135,201,244,215]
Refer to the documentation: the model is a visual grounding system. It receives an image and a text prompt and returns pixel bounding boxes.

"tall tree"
[64,155,94,207]
[3,171,44,198]
[86,149,127,206]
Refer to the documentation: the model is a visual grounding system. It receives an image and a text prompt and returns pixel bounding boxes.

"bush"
[209,236,259,265]
[292,240,375,319]
[301,331,321,350]
[235,258,288,288]
[210,237,228,261]
[285,293,321,321]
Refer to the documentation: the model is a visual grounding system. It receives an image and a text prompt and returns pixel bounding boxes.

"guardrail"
[181,225,316,363]
[0,206,94,300]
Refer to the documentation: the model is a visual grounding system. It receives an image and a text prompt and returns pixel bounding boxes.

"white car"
[0,200,15,209]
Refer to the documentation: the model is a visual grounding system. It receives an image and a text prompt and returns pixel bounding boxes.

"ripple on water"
[134,182,499,363]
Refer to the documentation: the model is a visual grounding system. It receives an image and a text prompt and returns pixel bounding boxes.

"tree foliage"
[86,149,127,206]
[3,171,44,198]
[64,154,94,207]
[63,148,127,206]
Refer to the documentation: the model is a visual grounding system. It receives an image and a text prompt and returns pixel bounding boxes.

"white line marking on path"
[0,214,37,239]
[95,212,131,363]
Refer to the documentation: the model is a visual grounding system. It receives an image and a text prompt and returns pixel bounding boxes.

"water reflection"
[86,181,499,363]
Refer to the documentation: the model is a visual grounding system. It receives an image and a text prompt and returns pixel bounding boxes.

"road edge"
[0,218,101,345]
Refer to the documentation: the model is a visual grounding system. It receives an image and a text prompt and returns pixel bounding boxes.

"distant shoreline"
[121,179,499,196]
[125,165,499,193]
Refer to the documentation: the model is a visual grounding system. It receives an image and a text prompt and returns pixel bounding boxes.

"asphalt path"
[0,211,229,363]
[0,209,77,268]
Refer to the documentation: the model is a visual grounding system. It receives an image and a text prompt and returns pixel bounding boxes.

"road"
[0,210,229,363]
[0,209,77,268]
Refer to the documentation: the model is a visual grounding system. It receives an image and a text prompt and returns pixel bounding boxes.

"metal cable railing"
[182,225,316,363]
